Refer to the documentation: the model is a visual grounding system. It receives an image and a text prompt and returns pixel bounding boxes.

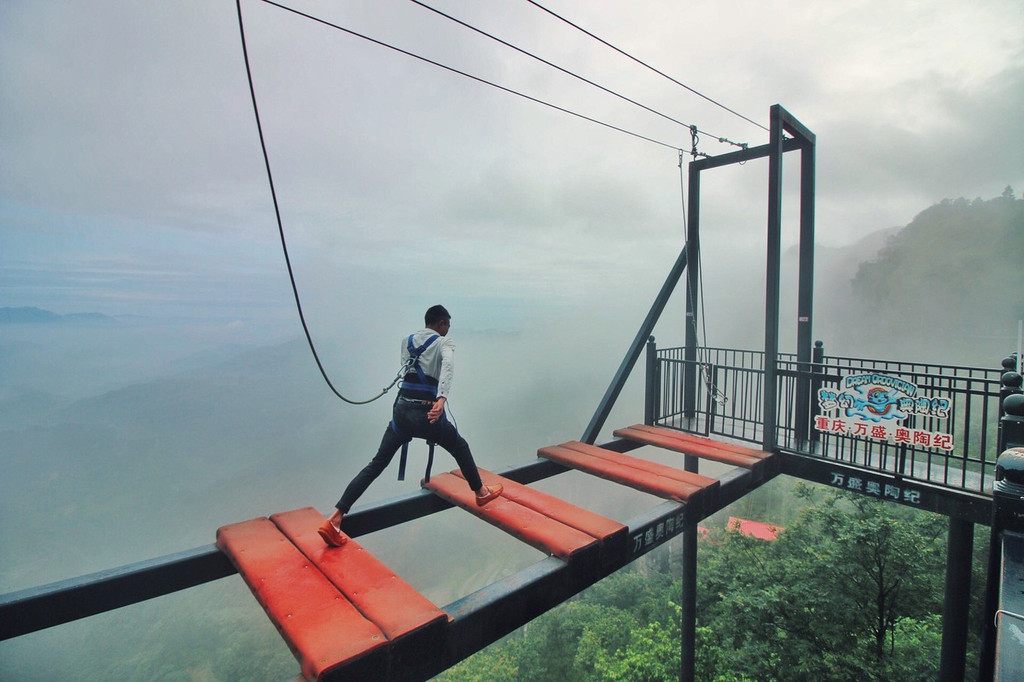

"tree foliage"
[698,485,948,681]
[438,485,964,681]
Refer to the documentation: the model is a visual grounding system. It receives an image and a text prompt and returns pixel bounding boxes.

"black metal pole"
[680,453,699,682]
[763,105,785,451]
[938,517,973,682]
[645,336,658,425]
[980,388,1024,679]
[794,138,816,447]
[683,162,701,423]
[810,340,825,448]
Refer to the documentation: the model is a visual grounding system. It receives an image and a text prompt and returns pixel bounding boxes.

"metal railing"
[648,342,1005,495]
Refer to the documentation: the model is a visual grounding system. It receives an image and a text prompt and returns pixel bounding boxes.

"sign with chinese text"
[826,469,922,505]
[816,372,953,451]
[631,510,686,556]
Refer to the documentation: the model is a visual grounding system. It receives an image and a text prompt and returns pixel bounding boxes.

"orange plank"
[452,468,629,562]
[627,424,768,457]
[614,424,769,468]
[217,518,387,681]
[423,472,599,563]
[538,443,712,502]
[557,441,720,490]
[271,508,449,640]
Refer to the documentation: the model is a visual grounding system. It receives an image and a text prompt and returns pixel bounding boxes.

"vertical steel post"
[680,454,699,682]
[793,138,816,447]
[645,336,658,425]
[683,162,701,423]
[939,517,973,682]
[763,105,785,451]
[810,340,825,448]
[978,516,1000,682]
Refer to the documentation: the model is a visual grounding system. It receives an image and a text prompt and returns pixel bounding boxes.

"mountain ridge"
[0,306,116,325]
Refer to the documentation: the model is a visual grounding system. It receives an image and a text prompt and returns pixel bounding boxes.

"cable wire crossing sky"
[1,0,1021,334]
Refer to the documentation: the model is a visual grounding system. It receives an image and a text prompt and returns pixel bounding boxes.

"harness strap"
[392,418,436,483]
[399,334,440,397]
[395,333,442,481]
[391,419,412,480]
[424,442,436,483]
[397,441,437,482]
[398,441,408,481]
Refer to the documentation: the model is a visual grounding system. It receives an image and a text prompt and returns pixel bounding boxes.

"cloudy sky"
[2,0,1022,343]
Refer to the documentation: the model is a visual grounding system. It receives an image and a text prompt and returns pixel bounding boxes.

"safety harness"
[394,333,440,482]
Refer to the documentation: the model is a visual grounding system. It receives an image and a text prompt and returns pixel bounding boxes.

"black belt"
[398,396,435,406]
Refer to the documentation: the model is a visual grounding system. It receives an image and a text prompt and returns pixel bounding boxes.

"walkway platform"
[423,468,628,569]
[217,507,447,681]
[614,424,775,479]
[215,429,767,681]
[538,440,720,514]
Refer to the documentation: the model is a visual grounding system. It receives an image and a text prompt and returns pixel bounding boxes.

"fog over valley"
[2,0,1021,677]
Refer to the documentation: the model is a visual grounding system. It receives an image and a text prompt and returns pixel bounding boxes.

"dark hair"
[425,304,451,326]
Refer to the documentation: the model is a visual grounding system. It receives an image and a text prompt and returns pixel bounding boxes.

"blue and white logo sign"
[816,373,953,450]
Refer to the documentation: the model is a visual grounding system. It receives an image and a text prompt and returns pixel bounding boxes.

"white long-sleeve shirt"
[400,328,455,399]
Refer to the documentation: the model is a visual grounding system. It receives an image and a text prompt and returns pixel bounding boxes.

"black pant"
[335,399,484,513]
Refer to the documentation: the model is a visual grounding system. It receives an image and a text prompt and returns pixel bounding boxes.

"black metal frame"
[582,105,814,449]
[682,105,816,452]
[577,104,817,682]
[0,440,780,682]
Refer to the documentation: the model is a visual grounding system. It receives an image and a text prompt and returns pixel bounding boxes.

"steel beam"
[684,163,700,421]
[681,454,700,682]
[0,545,234,640]
[583,245,689,444]
[763,106,786,451]
[777,451,992,524]
[939,517,974,681]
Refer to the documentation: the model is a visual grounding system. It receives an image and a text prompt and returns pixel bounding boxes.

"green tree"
[591,607,681,681]
[697,485,947,680]
[440,485,957,682]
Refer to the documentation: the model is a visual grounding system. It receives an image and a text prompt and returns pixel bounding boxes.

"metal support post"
[763,106,785,451]
[680,453,699,682]
[793,138,816,447]
[583,247,688,444]
[683,163,701,422]
[938,517,973,682]
[980,447,1024,680]
[809,340,825,449]
[645,336,658,425]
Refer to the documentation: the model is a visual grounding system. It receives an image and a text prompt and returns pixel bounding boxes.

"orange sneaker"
[318,520,348,548]
[475,483,503,506]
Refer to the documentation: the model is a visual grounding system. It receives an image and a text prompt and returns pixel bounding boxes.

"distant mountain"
[840,190,1024,362]
[0,307,115,324]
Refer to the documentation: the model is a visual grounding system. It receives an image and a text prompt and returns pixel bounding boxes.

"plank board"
[422,471,600,565]
[452,468,629,564]
[217,517,387,681]
[614,424,771,469]
[271,507,449,681]
[271,508,448,637]
[539,441,718,503]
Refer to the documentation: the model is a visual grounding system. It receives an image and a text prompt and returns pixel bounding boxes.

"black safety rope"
[235,0,398,405]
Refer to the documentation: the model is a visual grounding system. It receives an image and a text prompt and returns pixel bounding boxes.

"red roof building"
[728,517,783,541]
